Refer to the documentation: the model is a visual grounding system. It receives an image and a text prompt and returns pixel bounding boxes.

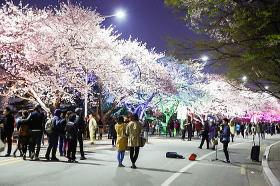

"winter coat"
[65,121,78,140]
[115,123,128,151]
[1,114,15,136]
[126,121,142,147]
[209,125,216,140]
[221,125,230,143]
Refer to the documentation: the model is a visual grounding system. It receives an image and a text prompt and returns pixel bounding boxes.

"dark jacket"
[75,115,85,134]
[1,114,15,135]
[221,125,230,143]
[66,121,78,139]
[23,111,44,131]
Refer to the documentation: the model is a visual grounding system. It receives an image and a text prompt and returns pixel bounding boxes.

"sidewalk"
[267,142,280,183]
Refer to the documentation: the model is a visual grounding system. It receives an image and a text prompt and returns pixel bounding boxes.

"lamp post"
[84,9,126,118]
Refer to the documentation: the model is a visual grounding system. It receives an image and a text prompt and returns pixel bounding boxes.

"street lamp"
[242,76,247,82]
[201,55,209,62]
[85,9,127,117]
[115,9,126,19]
[265,85,269,90]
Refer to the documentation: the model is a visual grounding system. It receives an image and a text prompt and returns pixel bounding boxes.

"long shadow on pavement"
[32,159,105,166]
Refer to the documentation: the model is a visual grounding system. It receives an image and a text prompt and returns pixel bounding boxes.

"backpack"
[18,125,31,137]
[189,153,197,161]
[45,117,55,134]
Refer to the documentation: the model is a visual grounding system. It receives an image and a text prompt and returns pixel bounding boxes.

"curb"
[262,141,280,186]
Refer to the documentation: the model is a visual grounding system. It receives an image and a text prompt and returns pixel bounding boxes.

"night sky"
[2,0,198,53]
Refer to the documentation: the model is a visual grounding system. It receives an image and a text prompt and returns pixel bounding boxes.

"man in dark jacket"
[75,108,86,160]
[23,104,45,160]
[221,118,231,163]
[198,121,210,149]
[0,107,15,157]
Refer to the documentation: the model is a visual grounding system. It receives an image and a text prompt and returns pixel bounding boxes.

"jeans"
[223,141,229,161]
[117,151,125,164]
[59,135,66,156]
[30,131,43,158]
[46,134,58,158]
[130,147,140,164]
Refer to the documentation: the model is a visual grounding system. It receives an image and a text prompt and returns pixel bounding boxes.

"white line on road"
[161,140,253,186]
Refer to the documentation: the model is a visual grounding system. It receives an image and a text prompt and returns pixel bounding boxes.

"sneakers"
[80,156,87,160]
[223,160,230,163]
[51,157,59,161]
[4,153,11,157]
[45,155,50,161]
[118,164,125,167]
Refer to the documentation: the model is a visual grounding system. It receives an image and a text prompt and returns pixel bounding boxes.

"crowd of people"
[0,105,145,168]
[1,104,279,166]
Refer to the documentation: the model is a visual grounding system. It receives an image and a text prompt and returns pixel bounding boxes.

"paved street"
[0,135,279,186]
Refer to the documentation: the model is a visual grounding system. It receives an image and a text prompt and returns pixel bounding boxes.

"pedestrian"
[208,121,216,150]
[115,116,127,167]
[236,123,240,136]
[109,117,117,147]
[181,120,187,141]
[45,109,61,161]
[198,121,209,149]
[195,121,202,137]
[245,124,249,138]
[88,114,97,145]
[126,114,142,169]
[58,110,67,157]
[0,107,15,157]
[240,123,245,139]
[75,108,86,160]
[187,117,192,141]
[97,119,103,140]
[15,110,31,160]
[221,118,230,163]
[229,120,236,142]
[22,104,45,160]
[65,113,78,163]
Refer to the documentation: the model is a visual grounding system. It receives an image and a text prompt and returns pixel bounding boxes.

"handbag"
[140,136,146,147]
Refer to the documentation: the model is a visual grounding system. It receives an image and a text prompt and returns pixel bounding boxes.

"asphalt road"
[0,135,279,186]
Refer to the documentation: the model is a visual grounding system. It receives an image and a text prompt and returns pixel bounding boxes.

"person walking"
[126,114,142,169]
[45,109,61,161]
[187,117,192,141]
[181,120,187,141]
[229,120,236,142]
[209,121,217,150]
[240,123,245,139]
[0,107,15,157]
[75,108,86,160]
[115,116,127,167]
[16,110,31,160]
[58,110,67,157]
[22,104,45,160]
[221,118,230,163]
[65,113,78,163]
[109,117,117,147]
[198,121,210,149]
[88,114,97,145]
